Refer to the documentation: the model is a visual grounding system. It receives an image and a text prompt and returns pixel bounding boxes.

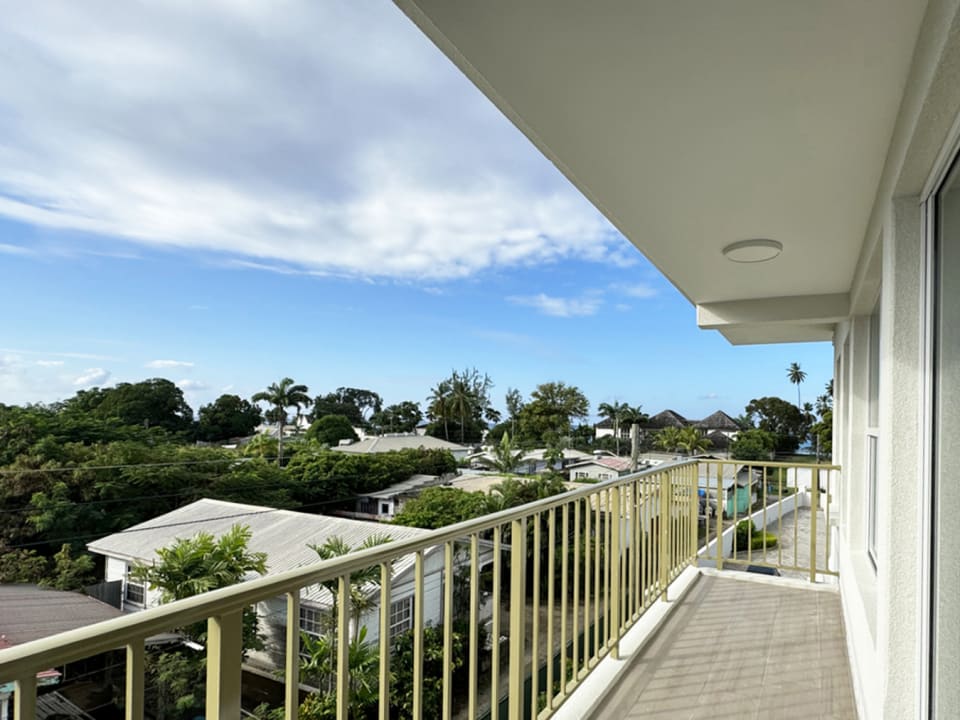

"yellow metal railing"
[697,459,841,581]
[0,461,700,720]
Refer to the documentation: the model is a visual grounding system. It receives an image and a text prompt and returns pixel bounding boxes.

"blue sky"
[0,2,832,421]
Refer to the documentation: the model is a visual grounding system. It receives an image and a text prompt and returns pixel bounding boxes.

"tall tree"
[597,401,630,455]
[787,362,807,408]
[252,378,311,464]
[310,388,382,428]
[745,396,809,453]
[197,394,262,441]
[368,401,422,434]
[505,388,524,438]
[426,380,452,441]
[519,382,589,445]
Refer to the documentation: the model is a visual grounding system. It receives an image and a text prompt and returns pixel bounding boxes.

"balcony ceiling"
[395,0,929,343]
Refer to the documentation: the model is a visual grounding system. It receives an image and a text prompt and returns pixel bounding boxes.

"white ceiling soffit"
[395,0,928,343]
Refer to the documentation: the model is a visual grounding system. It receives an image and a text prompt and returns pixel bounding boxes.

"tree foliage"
[252,377,311,464]
[197,394,262,441]
[306,415,359,446]
[743,396,810,453]
[730,429,777,460]
[368,401,423,434]
[392,487,489,530]
[310,387,382,428]
[425,368,499,443]
[518,382,589,446]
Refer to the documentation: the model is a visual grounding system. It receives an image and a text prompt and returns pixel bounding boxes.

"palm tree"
[427,380,452,441]
[482,431,525,473]
[787,362,807,408]
[448,372,474,444]
[251,377,311,464]
[309,533,394,642]
[653,426,683,453]
[676,426,712,456]
[598,400,629,455]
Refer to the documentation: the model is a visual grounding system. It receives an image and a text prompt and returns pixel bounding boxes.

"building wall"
[836,3,960,717]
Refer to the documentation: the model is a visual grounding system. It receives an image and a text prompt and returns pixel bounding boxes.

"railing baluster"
[659,474,669,600]
[378,565,391,720]
[206,609,244,720]
[571,500,579,682]
[336,577,350,720]
[442,541,454,720]
[609,486,621,659]
[491,528,501,720]
[468,535,479,720]
[285,592,300,720]
[531,512,541,720]
[603,489,611,652]
[810,468,819,582]
[562,503,572,699]
[508,517,527,720]
[592,492,600,663]
[14,674,36,720]
[413,553,425,720]
[547,506,556,712]
[583,496,591,673]
[125,638,144,720]
[715,462,723,571]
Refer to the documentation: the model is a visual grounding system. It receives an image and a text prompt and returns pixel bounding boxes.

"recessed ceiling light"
[722,239,783,263]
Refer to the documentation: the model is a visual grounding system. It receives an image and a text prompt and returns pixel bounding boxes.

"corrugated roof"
[0,585,123,645]
[567,456,633,472]
[364,474,441,499]
[87,499,432,607]
[334,435,467,454]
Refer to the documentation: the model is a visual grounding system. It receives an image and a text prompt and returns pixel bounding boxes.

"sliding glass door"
[932,153,960,716]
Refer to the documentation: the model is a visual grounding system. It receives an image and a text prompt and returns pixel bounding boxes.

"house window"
[125,577,145,606]
[389,597,413,639]
[300,605,324,636]
[866,299,881,567]
[380,503,390,515]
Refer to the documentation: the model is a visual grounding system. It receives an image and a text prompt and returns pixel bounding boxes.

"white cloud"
[508,293,603,318]
[699,392,720,400]
[177,379,208,391]
[620,283,659,299]
[74,368,110,386]
[0,3,629,281]
[36,360,65,367]
[146,359,194,369]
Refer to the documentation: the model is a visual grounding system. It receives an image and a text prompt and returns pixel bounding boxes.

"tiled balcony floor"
[592,573,856,719]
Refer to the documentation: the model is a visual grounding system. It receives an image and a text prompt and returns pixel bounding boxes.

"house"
[86,499,441,668]
[697,464,762,516]
[352,473,443,520]
[0,586,122,720]
[333,434,470,461]
[644,409,687,429]
[567,456,635,483]
[693,411,740,439]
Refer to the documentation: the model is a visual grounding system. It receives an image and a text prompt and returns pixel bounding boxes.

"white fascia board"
[697,293,849,329]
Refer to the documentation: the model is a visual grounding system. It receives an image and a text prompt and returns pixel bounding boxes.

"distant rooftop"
[0,585,122,646]
[334,434,468,454]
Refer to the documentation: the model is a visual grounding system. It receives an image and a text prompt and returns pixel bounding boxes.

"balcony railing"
[0,458,838,720]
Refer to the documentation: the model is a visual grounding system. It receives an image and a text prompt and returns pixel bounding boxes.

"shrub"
[733,519,777,552]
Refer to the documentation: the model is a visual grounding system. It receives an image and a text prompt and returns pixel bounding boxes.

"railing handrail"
[0,460,698,681]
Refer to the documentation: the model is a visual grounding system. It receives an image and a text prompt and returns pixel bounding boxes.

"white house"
[393,3,960,715]
[567,456,634,483]
[86,499,442,669]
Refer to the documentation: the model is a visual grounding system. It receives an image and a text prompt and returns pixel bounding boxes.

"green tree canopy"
[197,394,262,441]
[309,387,382,427]
[744,396,809,453]
[518,382,589,446]
[392,487,489,529]
[306,414,359,446]
[730,429,778,461]
[368,401,423,434]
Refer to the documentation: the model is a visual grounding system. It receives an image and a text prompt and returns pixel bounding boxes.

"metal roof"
[333,435,467,454]
[87,499,432,607]
[0,585,123,645]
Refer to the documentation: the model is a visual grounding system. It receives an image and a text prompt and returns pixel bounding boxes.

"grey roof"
[0,585,123,645]
[695,410,740,430]
[647,409,688,427]
[87,499,432,606]
[364,474,441,499]
[334,435,467,454]
[37,692,97,720]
